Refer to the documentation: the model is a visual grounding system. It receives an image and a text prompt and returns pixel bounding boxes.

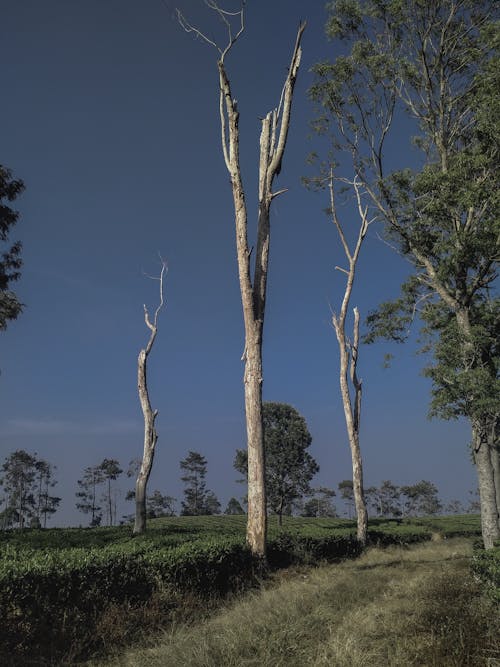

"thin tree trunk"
[330,174,369,545]
[134,262,166,535]
[333,309,368,544]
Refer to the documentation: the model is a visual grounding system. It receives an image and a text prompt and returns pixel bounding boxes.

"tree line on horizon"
[1,0,498,551]
[0,404,481,529]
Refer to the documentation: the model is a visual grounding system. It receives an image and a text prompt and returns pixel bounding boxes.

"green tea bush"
[0,514,483,664]
[471,543,500,604]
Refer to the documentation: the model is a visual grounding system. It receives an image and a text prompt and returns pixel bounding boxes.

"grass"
[95,538,500,667]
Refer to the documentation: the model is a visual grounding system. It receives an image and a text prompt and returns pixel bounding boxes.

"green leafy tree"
[310,0,499,547]
[75,465,105,526]
[146,490,176,518]
[0,450,38,529]
[401,480,442,517]
[99,458,123,526]
[302,487,337,518]
[234,403,319,526]
[0,165,24,331]
[204,490,221,516]
[224,497,245,515]
[180,451,219,516]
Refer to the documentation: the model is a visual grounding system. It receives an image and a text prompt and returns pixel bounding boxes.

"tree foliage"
[234,402,319,526]
[0,165,24,331]
[224,497,245,515]
[311,0,499,547]
[75,465,105,527]
[180,451,220,516]
[0,450,59,529]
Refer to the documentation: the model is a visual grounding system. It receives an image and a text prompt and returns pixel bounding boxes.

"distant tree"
[0,504,18,529]
[34,460,60,528]
[99,458,123,526]
[224,497,245,515]
[180,451,213,516]
[234,403,319,526]
[204,490,221,515]
[0,165,24,332]
[401,481,442,517]
[302,487,337,518]
[146,490,176,518]
[467,489,481,514]
[445,499,465,515]
[75,465,105,526]
[0,450,37,529]
[134,260,167,535]
[338,480,355,518]
[365,481,402,518]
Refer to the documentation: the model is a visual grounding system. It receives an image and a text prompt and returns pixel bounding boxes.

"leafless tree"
[329,170,371,544]
[178,3,305,557]
[134,260,167,535]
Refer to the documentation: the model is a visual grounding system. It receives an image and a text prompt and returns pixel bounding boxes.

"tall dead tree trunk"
[134,261,166,536]
[179,6,305,558]
[329,172,369,545]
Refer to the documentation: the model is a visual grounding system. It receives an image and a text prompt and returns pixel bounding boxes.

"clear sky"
[0,0,476,526]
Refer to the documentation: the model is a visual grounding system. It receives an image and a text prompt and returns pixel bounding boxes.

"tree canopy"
[310,0,499,547]
[234,402,319,525]
[0,165,24,332]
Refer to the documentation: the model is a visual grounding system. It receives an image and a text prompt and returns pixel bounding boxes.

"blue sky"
[0,0,476,525]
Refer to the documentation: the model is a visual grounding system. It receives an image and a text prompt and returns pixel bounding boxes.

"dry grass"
[92,539,500,667]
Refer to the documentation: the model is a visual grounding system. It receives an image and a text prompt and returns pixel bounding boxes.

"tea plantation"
[1,514,496,665]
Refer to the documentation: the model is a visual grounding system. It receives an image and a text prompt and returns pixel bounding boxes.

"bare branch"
[143,260,167,357]
[176,2,245,62]
[176,9,220,53]
[267,22,306,179]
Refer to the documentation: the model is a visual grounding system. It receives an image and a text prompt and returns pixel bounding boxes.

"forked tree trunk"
[178,6,304,557]
[134,262,166,535]
[217,21,305,558]
[329,175,369,545]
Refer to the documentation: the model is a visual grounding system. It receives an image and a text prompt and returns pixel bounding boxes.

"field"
[0,514,498,666]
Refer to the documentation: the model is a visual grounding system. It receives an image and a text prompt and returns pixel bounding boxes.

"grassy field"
[94,538,500,667]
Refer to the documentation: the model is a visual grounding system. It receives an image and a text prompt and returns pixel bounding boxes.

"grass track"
[96,538,500,667]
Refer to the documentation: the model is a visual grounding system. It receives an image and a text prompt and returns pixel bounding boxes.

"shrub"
[471,543,500,604]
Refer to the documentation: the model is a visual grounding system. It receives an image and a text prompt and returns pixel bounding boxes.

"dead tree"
[134,260,167,535]
[178,4,305,557]
[329,171,370,544]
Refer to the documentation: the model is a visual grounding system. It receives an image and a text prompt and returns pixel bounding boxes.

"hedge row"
[471,543,500,604]
[0,516,482,664]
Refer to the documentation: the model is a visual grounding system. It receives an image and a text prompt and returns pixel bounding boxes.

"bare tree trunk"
[329,174,369,545]
[178,6,304,557]
[134,261,166,536]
